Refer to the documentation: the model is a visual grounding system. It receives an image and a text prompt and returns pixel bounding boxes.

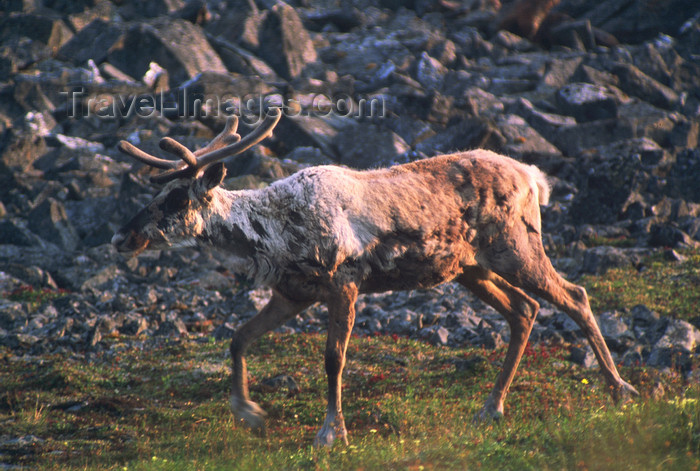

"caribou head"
[111,109,281,256]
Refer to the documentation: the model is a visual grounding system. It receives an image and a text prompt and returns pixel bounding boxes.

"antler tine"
[149,165,197,184]
[155,115,242,169]
[193,115,241,157]
[117,140,179,170]
[150,108,282,184]
[120,109,282,185]
[159,137,198,167]
[195,108,282,167]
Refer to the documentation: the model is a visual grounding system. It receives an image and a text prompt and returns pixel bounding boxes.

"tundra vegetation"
[2,0,700,468]
[1,250,699,469]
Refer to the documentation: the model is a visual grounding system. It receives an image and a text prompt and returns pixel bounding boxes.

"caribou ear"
[200,163,226,192]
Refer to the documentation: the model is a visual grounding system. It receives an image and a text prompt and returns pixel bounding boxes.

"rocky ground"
[1,0,700,377]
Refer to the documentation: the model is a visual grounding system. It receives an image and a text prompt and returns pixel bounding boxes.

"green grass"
[582,249,700,320]
[2,249,700,469]
[4,286,69,311]
[584,235,637,248]
[1,335,698,470]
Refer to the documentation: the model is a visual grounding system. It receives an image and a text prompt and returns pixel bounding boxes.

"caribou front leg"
[230,291,310,431]
[314,283,358,448]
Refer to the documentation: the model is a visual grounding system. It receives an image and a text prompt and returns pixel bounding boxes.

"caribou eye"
[164,188,190,213]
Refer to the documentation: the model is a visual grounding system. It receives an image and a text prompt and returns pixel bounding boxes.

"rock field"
[1,0,700,376]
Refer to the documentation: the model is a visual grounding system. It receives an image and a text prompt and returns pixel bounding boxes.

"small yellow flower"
[581,378,589,385]
[369,429,377,433]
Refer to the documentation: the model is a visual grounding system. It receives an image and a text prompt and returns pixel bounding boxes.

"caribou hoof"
[230,396,267,433]
[613,380,640,404]
[313,420,348,448]
[473,398,504,424]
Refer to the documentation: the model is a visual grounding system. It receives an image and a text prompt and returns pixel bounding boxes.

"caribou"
[112,108,638,447]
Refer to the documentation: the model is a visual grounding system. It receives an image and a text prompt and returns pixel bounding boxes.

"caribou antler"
[117,108,282,184]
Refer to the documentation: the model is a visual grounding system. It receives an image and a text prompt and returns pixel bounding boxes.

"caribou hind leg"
[519,263,639,401]
[476,225,638,406]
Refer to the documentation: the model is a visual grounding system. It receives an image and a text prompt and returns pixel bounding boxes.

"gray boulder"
[0,129,46,173]
[27,198,80,252]
[495,114,561,162]
[416,117,505,155]
[257,3,318,80]
[57,19,123,64]
[1,12,74,51]
[580,246,636,275]
[647,319,700,371]
[415,51,447,90]
[597,311,635,352]
[335,123,410,169]
[581,0,700,44]
[611,62,680,110]
[569,345,597,369]
[569,138,669,224]
[107,18,227,89]
[556,82,618,123]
